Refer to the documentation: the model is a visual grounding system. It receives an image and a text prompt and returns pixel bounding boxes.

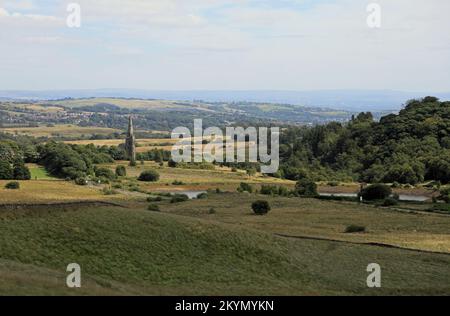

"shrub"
[75,177,88,186]
[172,180,185,185]
[208,207,216,214]
[260,185,278,196]
[231,167,238,172]
[237,182,253,193]
[0,160,13,180]
[196,192,208,199]
[295,178,318,197]
[102,187,118,195]
[391,181,401,188]
[439,187,450,203]
[138,170,160,182]
[168,159,178,168]
[345,225,366,233]
[251,200,271,215]
[360,184,392,201]
[95,167,116,180]
[5,181,20,190]
[148,204,161,212]
[147,196,163,202]
[170,194,189,203]
[246,168,257,176]
[381,197,399,207]
[327,181,340,187]
[115,165,127,177]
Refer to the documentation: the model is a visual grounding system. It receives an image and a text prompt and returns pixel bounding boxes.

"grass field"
[0,204,448,295]
[162,193,450,253]
[0,180,124,204]
[27,164,56,180]
[100,161,294,192]
[0,124,121,138]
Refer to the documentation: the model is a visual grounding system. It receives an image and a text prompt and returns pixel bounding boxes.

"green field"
[28,164,56,180]
[1,161,449,295]
[0,203,449,296]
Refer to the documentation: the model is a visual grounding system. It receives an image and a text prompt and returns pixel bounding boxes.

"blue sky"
[0,0,449,91]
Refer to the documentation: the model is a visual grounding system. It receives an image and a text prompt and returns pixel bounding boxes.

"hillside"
[0,202,449,296]
[0,97,353,134]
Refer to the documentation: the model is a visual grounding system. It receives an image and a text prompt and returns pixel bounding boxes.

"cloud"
[0,0,449,91]
[0,6,63,25]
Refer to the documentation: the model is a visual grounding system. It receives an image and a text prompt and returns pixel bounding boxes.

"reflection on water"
[168,191,207,199]
[319,192,429,202]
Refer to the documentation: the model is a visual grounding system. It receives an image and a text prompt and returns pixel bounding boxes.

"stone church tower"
[125,116,136,165]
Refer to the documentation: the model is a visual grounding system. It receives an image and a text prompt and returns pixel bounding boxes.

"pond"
[169,191,207,199]
[319,193,430,202]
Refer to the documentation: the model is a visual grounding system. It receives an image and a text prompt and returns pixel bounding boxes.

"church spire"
[125,115,136,166]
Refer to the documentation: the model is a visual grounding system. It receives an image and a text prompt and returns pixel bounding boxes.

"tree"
[13,160,31,180]
[95,167,116,180]
[115,165,127,177]
[138,170,160,182]
[295,178,318,197]
[252,200,271,215]
[360,184,392,201]
[0,160,13,180]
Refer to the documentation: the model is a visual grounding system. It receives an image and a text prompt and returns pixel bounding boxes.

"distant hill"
[1,89,450,111]
[0,97,355,132]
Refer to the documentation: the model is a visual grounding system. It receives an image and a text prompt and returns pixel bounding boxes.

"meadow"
[0,159,449,295]
[0,203,449,295]
[0,124,120,138]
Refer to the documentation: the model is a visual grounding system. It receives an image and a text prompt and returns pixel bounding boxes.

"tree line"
[277,97,450,184]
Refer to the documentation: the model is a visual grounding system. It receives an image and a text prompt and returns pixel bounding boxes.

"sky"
[0,0,449,91]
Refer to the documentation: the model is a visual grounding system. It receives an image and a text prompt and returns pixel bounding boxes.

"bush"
[75,177,88,186]
[345,225,366,233]
[360,184,392,201]
[237,182,253,193]
[170,194,189,203]
[208,207,216,214]
[102,187,118,195]
[295,178,318,197]
[147,196,163,202]
[115,165,127,177]
[327,181,340,187]
[391,181,401,188]
[138,170,160,182]
[95,167,116,180]
[246,168,257,176]
[251,200,271,215]
[168,159,178,168]
[148,204,161,212]
[5,181,20,190]
[172,180,185,185]
[381,197,399,207]
[196,192,208,199]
